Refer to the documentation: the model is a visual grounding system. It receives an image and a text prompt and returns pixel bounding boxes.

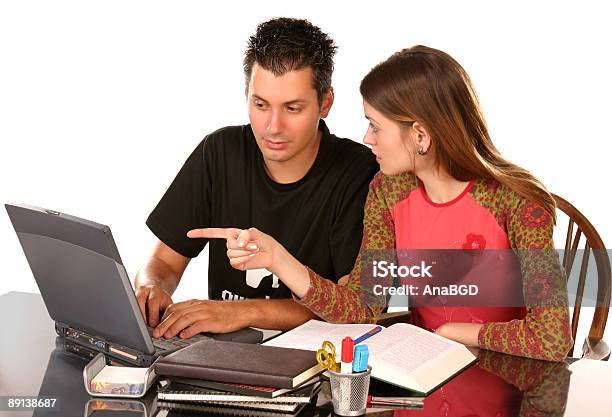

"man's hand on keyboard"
[152,299,253,338]
[135,284,174,328]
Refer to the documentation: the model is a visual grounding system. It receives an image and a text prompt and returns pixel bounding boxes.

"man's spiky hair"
[243,17,337,105]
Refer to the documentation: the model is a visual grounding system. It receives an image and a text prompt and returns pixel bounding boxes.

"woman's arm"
[434,322,483,346]
[478,350,571,417]
[477,199,573,361]
[288,174,403,322]
[187,173,402,323]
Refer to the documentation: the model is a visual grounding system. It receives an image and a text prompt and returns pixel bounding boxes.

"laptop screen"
[6,204,154,355]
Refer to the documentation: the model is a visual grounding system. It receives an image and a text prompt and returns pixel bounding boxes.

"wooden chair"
[553,194,611,360]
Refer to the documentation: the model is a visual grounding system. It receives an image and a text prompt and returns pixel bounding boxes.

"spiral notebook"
[156,399,310,415]
[158,379,321,403]
[157,380,321,405]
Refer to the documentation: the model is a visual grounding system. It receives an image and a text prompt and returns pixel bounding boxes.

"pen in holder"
[328,366,372,416]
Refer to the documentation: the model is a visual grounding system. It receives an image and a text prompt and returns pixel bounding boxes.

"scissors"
[316,340,339,372]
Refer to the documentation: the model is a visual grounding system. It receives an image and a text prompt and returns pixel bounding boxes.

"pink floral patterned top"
[296,172,573,361]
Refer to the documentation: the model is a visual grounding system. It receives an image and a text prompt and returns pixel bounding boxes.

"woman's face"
[362,100,415,175]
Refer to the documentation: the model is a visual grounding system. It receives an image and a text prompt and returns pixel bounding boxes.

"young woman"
[189,46,573,361]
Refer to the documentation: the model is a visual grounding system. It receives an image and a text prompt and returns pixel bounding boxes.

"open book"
[264,320,477,395]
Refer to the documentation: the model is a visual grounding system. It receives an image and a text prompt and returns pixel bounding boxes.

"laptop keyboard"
[147,326,209,352]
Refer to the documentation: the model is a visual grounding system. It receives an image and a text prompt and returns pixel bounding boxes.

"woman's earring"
[417,146,427,156]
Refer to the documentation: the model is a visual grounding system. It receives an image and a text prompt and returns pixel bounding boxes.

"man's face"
[247,63,330,164]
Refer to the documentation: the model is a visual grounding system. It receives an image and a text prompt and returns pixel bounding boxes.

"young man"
[135,18,378,339]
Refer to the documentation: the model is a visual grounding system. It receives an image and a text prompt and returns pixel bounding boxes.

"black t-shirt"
[146,120,378,301]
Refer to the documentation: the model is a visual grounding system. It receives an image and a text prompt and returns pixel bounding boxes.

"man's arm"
[137,237,317,338]
[134,239,190,327]
[232,298,320,331]
[243,298,319,330]
[153,297,319,339]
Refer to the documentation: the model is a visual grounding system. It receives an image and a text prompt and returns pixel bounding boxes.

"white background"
[1,1,611,354]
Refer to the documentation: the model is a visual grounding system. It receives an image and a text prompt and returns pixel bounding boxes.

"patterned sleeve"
[478,194,573,361]
[478,350,570,417]
[294,173,404,323]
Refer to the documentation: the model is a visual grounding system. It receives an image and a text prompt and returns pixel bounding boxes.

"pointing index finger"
[187,228,239,240]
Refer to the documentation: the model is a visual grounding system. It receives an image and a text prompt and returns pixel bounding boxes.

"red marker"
[341,337,354,374]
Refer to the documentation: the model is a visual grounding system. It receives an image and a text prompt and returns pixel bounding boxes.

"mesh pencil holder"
[328,366,372,416]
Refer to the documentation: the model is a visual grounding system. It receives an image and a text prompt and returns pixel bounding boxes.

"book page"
[263,320,383,355]
[368,324,458,374]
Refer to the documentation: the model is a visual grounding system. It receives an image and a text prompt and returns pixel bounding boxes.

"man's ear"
[412,121,432,154]
[320,88,334,118]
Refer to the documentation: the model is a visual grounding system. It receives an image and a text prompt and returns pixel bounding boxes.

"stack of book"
[152,338,324,416]
[156,377,321,416]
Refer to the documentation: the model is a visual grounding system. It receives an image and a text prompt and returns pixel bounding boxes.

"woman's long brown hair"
[360,45,556,219]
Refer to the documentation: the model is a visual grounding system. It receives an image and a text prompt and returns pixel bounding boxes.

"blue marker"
[352,344,369,373]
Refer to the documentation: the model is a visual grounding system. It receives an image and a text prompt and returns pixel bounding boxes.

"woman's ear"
[412,122,431,155]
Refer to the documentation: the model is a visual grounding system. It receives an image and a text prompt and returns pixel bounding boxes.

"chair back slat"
[569,242,591,356]
[553,194,610,359]
[564,228,582,280]
[563,220,574,268]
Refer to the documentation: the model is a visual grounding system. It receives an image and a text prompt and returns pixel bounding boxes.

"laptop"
[5,203,263,366]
